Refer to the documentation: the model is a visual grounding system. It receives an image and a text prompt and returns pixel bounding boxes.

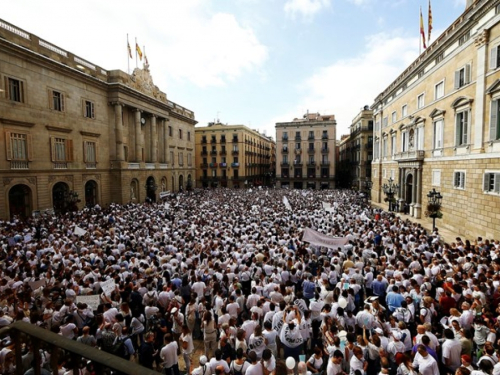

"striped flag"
[420,7,427,49]
[428,0,433,43]
[136,43,143,61]
[127,40,132,59]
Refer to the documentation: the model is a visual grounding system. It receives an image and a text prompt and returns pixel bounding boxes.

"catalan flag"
[420,7,427,49]
[428,0,433,43]
[136,43,143,61]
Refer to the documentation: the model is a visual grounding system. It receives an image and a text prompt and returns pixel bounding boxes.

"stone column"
[151,115,157,163]
[474,29,489,151]
[411,168,417,216]
[414,167,422,219]
[164,119,169,164]
[398,167,405,213]
[135,109,142,162]
[114,103,124,161]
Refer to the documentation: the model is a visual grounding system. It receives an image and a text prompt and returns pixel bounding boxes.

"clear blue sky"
[2,0,466,139]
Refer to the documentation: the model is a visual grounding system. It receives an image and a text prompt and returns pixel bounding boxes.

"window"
[402,105,408,118]
[188,132,191,141]
[435,81,444,100]
[432,170,441,186]
[416,126,424,150]
[433,119,443,149]
[84,100,95,119]
[383,117,388,128]
[382,138,388,157]
[435,52,444,64]
[50,90,65,111]
[5,77,24,102]
[170,151,174,165]
[84,141,97,168]
[6,132,32,168]
[375,121,380,132]
[179,152,184,166]
[179,129,183,139]
[391,134,396,156]
[295,131,301,140]
[417,93,425,109]
[168,126,173,137]
[295,143,301,150]
[392,112,396,123]
[187,153,192,166]
[484,172,500,194]
[308,130,314,139]
[454,64,471,89]
[283,155,288,163]
[50,137,73,163]
[459,31,470,46]
[401,132,408,152]
[322,130,328,139]
[453,171,466,189]
[490,99,500,141]
[455,110,469,146]
[491,44,500,70]
[374,139,379,159]
[282,132,288,140]
[308,142,314,151]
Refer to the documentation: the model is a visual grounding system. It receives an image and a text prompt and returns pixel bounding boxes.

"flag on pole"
[428,0,433,43]
[144,45,148,65]
[420,7,427,49]
[136,43,143,61]
[127,40,132,59]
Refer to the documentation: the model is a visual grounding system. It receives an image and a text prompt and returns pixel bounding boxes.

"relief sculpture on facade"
[128,66,167,103]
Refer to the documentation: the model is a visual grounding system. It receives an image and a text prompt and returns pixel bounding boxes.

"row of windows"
[436,170,500,195]
[282,130,329,140]
[283,142,329,150]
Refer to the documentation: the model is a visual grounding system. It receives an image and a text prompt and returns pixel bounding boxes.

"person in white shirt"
[326,349,344,375]
[209,349,230,374]
[441,328,461,373]
[180,325,194,375]
[160,333,179,375]
[412,345,439,375]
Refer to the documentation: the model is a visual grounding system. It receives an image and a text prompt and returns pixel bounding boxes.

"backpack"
[231,361,244,375]
[109,337,128,358]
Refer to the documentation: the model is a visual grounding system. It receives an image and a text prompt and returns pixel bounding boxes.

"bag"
[231,361,244,375]
[110,337,127,358]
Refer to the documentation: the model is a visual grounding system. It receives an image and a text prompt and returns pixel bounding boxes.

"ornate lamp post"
[382,177,399,212]
[426,188,443,230]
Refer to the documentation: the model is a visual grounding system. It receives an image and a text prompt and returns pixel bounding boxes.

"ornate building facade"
[275,113,337,189]
[0,19,196,219]
[371,0,500,238]
[194,122,275,188]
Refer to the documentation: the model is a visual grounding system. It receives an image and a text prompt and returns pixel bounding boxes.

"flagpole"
[135,37,138,69]
[419,7,421,55]
[143,45,146,68]
[127,34,130,75]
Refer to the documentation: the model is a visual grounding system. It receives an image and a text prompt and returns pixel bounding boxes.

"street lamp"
[382,177,399,211]
[426,188,443,230]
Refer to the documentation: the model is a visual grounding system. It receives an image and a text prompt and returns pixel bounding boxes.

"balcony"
[321,148,329,153]
[307,148,315,154]
[201,138,207,144]
[201,150,208,156]
[294,149,302,155]
[282,136,289,141]
[53,162,68,169]
[210,162,218,168]
[295,135,302,141]
[307,161,316,166]
[293,161,303,166]
[220,150,227,155]
[231,162,239,167]
[232,150,239,155]
[220,138,226,143]
[232,138,239,143]
[281,161,290,166]
[308,134,315,140]
[393,150,425,161]
[211,138,217,144]
[322,133,328,139]
[11,160,29,169]
[220,162,227,168]
[210,151,218,156]
[200,163,208,168]
[320,161,330,166]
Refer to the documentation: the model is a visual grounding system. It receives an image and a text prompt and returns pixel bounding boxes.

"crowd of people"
[0,188,499,375]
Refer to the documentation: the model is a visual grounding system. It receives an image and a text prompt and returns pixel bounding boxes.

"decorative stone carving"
[475,29,489,48]
[3,178,12,186]
[128,67,167,102]
[27,177,36,185]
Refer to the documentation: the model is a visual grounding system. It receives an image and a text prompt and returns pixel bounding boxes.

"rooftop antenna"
[216,111,220,123]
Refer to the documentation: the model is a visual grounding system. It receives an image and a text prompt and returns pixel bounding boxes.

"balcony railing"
[282,136,289,141]
[293,161,303,166]
[282,148,289,153]
[0,321,158,375]
[53,162,68,169]
[220,162,227,168]
[232,150,239,155]
[231,162,239,167]
[210,163,218,168]
[220,138,226,143]
[220,150,227,155]
[294,149,302,155]
[307,161,316,166]
[201,138,207,144]
[200,163,208,168]
[320,161,330,166]
[281,161,289,166]
[210,151,217,156]
[201,150,208,156]
[10,160,29,169]
[85,162,97,169]
[321,148,329,153]
[308,135,315,140]
[211,138,217,144]
[393,150,425,161]
[232,138,238,143]
[295,136,302,141]
[322,134,328,139]
[307,148,315,154]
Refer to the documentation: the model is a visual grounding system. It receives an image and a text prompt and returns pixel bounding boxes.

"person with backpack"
[229,348,250,375]
[112,325,135,361]
[192,356,212,375]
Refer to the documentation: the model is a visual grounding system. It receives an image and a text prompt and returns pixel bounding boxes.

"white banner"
[322,202,332,210]
[74,226,87,237]
[302,227,348,249]
[76,295,101,311]
[100,279,116,296]
[159,191,170,200]
[283,196,292,211]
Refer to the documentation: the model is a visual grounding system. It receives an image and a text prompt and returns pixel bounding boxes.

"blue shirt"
[372,279,387,297]
[386,292,405,312]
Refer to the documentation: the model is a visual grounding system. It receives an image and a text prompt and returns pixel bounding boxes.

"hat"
[199,355,208,365]
[393,331,402,340]
[171,308,178,314]
[461,355,472,363]
[374,328,384,335]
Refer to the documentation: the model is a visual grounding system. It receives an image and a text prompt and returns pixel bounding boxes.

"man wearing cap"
[170,307,184,350]
[192,356,211,375]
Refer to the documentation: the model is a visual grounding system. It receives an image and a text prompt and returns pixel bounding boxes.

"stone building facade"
[194,123,275,188]
[275,113,337,189]
[371,0,500,238]
[0,19,196,219]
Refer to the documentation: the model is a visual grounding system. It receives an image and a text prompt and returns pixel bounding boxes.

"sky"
[2,0,467,139]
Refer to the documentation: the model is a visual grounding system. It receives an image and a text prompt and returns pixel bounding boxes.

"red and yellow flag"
[428,0,433,43]
[420,7,427,49]
[136,43,143,61]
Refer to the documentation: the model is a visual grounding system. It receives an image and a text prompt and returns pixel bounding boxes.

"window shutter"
[495,174,500,193]
[27,134,33,161]
[454,70,460,89]
[19,81,24,103]
[91,102,95,119]
[61,93,65,112]
[66,139,73,161]
[465,64,471,84]
[95,142,98,164]
[491,100,499,141]
[48,90,53,110]
[455,115,461,146]
[5,132,12,160]
[484,174,490,191]
[463,112,468,144]
[491,46,498,70]
[83,141,88,162]
[50,136,56,162]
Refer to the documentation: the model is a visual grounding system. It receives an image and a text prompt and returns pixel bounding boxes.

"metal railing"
[0,321,158,375]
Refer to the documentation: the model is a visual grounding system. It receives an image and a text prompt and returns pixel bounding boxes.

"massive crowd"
[0,188,499,375]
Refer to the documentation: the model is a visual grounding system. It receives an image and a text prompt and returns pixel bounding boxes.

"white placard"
[76,295,101,311]
[100,279,116,296]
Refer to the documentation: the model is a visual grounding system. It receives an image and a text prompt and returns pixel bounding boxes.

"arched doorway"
[52,182,69,213]
[8,184,32,219]
[85,180,98,207]
[179,175,184,192]
[130,179,139,202]
[146,176,157,202]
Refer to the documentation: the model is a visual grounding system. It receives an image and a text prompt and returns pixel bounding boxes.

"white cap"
[199,355,208,365]
[171,307,178,314]
[393,331,402,340]
[374,328,384,335]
